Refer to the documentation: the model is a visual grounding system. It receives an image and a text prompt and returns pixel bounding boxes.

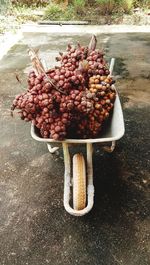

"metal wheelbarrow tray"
[30,59,125,216]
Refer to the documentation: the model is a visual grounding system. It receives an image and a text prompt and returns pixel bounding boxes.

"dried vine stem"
[88,35,97,54]
[28,48,66,95]
[15,73,22,84]
[28,48,45,75]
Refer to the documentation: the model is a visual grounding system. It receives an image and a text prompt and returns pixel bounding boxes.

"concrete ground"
[0,26,150,265]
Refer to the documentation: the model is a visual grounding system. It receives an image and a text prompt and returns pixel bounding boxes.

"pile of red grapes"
[12,37,116,140]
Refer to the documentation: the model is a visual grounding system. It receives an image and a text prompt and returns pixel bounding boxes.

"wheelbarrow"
[31,58,125,216]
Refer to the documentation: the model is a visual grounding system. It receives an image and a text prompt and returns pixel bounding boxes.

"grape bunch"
[11,36,116,140]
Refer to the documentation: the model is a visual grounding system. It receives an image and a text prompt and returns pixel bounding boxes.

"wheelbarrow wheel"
[73,153,86,210]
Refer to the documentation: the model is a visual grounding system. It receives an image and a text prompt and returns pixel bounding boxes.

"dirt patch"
[118,78,150,108]
[113,57,129,77]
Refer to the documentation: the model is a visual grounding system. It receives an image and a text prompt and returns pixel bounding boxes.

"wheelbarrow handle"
[109,58,115,76]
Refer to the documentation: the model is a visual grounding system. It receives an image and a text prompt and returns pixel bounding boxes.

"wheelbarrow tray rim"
[31,91,125,144]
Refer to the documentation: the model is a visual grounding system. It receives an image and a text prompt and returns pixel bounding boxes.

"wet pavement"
[0,28,150,265]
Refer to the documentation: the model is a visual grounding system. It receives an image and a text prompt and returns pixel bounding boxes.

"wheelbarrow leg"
[103,141,116,153]
[47,143,59,154]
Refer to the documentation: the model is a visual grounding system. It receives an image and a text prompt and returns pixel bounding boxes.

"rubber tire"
[73,153,86,210]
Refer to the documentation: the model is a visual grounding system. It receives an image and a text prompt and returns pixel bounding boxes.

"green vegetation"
[73,0,86,14]
[119,0,133,13]
[9,0,150,18]
[44,4,63,20]
[44,0,87,20]
[44,4,76,20]
[11,0,48,6]
[142,0,150,7]
[44,0,141,19]
[95,0,116,15]
[95,0,134,14]
[0,0,150,34]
